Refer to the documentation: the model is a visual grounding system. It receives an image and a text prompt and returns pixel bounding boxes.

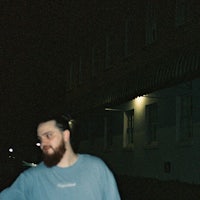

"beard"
[43,140,66,167]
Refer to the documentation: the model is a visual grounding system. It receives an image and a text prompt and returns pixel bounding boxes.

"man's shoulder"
[23,162,46,175]
[79,154,107,167]
[80,154,102,161]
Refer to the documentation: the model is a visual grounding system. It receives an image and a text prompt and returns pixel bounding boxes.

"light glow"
[8,148,14,153]
[134,96,146,108]
[105,108,123,111]
[36,142,40,147]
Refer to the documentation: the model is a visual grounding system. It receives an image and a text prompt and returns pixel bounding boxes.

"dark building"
[65,0,200,114]
[64,0,200,183]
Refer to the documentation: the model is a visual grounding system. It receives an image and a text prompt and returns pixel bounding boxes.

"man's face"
[37,120,66,167]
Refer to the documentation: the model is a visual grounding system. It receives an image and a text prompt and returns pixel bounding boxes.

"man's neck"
[57,149,78,168]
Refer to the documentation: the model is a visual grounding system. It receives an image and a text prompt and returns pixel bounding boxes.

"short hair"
[37,114,80,152]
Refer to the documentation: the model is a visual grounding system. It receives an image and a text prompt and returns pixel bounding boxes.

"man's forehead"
[39,120,56,126]
[37,120,56,132]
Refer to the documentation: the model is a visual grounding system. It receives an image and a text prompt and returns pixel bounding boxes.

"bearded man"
[0,115,121,200]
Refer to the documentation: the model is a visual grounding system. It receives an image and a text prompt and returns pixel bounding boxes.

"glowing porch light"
[134,96,146,105]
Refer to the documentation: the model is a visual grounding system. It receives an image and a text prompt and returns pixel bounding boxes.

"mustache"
[42,145,53,151]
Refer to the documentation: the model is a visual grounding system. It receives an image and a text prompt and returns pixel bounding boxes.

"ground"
[117,175,200,200]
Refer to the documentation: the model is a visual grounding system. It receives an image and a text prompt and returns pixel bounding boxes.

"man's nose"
[40,138,49,148]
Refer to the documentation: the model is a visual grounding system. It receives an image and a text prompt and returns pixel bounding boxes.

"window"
[176,95,193,144]
[145,0,157,45]
[145,103,158,145]
[91,46,96,77]
[175,0,187,26]
[78,56,83,85]
[105,34,114,69]
[66,63,73,90]
[123,110,134,149]
[104,114,113,151]
[91,43,105,77]
[124,17,135,56]
[105,35,111,68]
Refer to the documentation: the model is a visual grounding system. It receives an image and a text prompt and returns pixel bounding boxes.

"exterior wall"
[79,78,200,184]
[65,0,200,114]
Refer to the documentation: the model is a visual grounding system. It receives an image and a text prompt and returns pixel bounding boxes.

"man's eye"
[46,133,53,138]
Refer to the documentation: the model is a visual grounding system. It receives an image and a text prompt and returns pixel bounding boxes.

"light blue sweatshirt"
[0,154,121,200]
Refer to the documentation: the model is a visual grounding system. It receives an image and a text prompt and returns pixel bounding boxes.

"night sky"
[1,2,73,149]
[1,0,124,152]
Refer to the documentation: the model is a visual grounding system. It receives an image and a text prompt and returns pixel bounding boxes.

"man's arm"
[0,173,27,200]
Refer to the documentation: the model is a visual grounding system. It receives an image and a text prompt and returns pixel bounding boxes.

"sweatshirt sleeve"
[103,167,121,200]
[95,158,121,200]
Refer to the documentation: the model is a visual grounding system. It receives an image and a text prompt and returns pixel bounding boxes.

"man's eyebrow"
[38,131,53,137]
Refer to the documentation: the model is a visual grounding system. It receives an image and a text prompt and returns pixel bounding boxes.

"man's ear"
[63,129,70,142]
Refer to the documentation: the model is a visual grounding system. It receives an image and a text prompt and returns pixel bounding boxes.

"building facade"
[65,0,200,183]
[79,79,200,184]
